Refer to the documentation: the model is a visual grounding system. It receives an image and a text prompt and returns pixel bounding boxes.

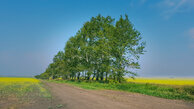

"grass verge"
[48,80,194,101]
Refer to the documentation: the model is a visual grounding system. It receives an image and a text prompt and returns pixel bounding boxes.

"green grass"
[48,80,194,101]
[0,77,51,99]
[0,77,52,109]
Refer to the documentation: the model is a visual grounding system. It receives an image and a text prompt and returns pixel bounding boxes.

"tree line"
[35,14,145,82]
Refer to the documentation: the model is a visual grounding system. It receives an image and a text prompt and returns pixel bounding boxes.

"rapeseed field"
[0,77,50,98]
[126,78,194,86]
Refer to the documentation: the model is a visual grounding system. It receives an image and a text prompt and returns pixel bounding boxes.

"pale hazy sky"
[0,0,194,77]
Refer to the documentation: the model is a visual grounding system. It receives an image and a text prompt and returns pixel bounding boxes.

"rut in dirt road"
[46,82,194,109]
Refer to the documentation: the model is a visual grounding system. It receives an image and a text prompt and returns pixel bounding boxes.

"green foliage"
[36,14,145,83]
[49,80,194,101]
[56,104,63,108]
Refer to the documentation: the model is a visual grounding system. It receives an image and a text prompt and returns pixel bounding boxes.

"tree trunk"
[118,72,121,83]
[92,70,96,80]
[100,72,104,81]
[77,72,80,80]
[96,71,99,81]
[87,76,90,80]
[105,72,108,82]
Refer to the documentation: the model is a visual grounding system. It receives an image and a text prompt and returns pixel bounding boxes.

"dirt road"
[45,82,194,109]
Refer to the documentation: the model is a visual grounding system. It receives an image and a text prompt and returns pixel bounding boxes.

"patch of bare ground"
[0,87,54,109]
[0,97,51,109]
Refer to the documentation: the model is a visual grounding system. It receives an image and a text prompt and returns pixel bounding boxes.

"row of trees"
[35,14,145,82]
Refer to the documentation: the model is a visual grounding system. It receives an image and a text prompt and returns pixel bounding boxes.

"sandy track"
[45,82,194,109]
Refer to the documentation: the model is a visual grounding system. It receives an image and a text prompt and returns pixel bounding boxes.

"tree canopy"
[35,14,145,83]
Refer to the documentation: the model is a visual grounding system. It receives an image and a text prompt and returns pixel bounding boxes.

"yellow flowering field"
[127,78,194,86]
[0,77,39,82]
[0,77,50,98]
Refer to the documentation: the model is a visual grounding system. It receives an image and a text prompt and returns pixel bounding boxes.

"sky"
[0,0,194,77]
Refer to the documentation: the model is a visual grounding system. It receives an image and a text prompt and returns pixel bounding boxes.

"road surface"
[44,82,194,109]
